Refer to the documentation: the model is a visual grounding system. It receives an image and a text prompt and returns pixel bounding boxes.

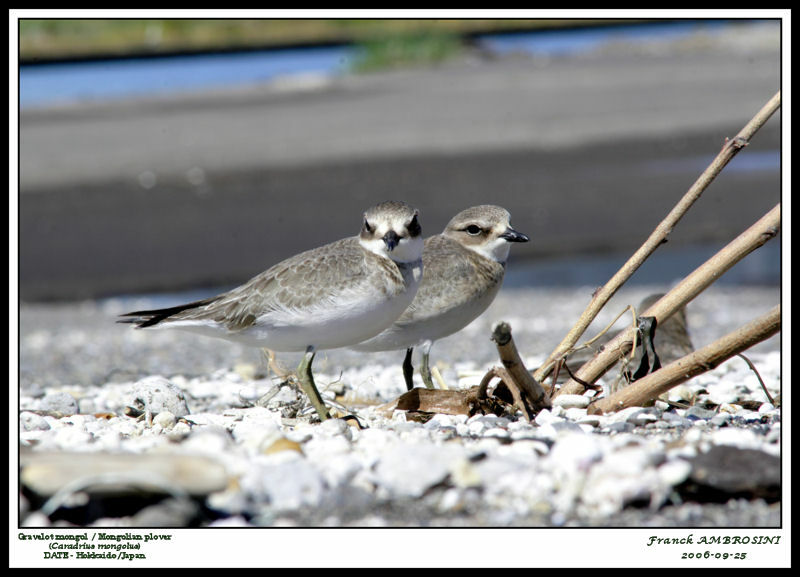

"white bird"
[353,205,528,389]
[119,200,424,420]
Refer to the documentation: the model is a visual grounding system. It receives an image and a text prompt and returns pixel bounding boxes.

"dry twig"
[587,305,780,414]
[556,203,780,398]
[533,90,781,384]
[737,353,775,405]
[489,322,551,412]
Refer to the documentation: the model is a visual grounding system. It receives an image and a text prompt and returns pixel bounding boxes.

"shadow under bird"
[352,205,529,390]
[118,200,424,421]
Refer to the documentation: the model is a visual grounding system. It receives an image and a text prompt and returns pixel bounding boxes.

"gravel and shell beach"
[18,284,783,534]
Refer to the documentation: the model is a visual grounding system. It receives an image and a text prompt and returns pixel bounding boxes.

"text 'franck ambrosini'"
[647,535,781,546]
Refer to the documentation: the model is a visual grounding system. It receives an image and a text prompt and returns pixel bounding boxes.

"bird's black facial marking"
[407,213,421,238]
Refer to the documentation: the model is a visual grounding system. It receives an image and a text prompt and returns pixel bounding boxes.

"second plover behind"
[353,205,529,390]
[119,201,424,421]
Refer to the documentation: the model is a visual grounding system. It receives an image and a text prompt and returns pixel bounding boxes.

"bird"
[352,205,529,390]
[118,200,424,421]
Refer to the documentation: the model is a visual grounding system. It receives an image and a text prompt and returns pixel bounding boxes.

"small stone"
[372,444,464,498]
[166,421,192,441]
[237,386,262,403]
[128,376,190,418]
[684,445,780,499]
[319,417,353,440]
[39,392,79,416]
[552,394,591,409]
[51,426,93,448]
[576,415,601,427]
[658,459,693,487]
[19,411,51,432]
[180,428,232,454]
[247,458,325,511]
[564,407,588,421]
[654,400,671,411]
[483,427,510,438]
[152,410,176,429]
[739,411,765,423]
[604,421,634,433]
[710,412,732,427]
[534,409,562,426]
[423,413,460,430]
[669,384,702,404]
[660,411,689,427]
[684,406,717,421]
[468,420,488,435]
[77,398,96,415]
[718,403,744,414]
[548,433,603,475]
[552,420,585,434]
[608,406,658,425]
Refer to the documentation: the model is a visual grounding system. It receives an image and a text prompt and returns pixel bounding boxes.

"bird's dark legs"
[296,346,330,421]
[402,347,415,391]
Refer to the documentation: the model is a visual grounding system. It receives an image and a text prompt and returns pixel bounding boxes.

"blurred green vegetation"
[18,18,629,64]
[351,30,464,72]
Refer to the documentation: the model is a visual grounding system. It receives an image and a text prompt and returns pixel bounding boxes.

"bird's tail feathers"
[117,296,218,328]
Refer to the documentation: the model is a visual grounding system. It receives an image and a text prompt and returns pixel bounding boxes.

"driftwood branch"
[588,305,780,414]
[377,321,554,420]
[533,90,781,384]
[555,203,780,397]
[489,322,551,411]
[476,366,535,420]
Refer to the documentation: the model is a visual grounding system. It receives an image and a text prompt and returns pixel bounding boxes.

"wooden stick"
[588,305,780,414]
[490,322,551,410]
[533,90,781,383]
[555,203,780,397]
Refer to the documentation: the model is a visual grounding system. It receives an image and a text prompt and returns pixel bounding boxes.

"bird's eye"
[465,225,482,236]
[364,219,373,233]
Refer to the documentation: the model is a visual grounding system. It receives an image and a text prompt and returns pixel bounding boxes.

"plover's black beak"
[500,227,529,243]
[383,230,400,251]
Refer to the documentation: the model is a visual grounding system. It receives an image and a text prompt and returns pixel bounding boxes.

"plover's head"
[442,205,529,263]
[360,201,423,263]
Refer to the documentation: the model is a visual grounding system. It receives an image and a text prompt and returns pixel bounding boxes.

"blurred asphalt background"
[17,19,782,302]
